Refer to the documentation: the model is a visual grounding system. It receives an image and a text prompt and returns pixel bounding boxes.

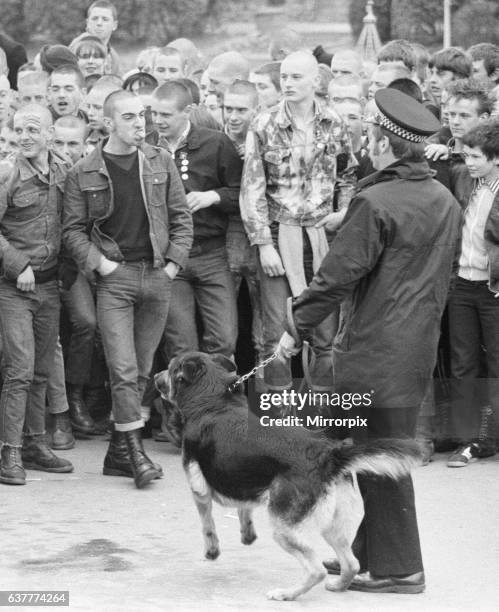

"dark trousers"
[0,280,60,445]
[163,247,237,360]
[96,262,171,431]
[353,407,424,577]
[60,272,96,386]
[448,277,499,441]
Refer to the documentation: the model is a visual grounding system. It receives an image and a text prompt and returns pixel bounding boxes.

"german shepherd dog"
[154,352,421,601]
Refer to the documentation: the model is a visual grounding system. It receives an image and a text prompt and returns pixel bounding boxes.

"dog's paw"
[241,527,257,546]
[205,547,220,560]
[324,576,349,592]
[266,588,297,601]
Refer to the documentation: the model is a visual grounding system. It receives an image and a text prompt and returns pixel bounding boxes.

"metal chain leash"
[228,351,279,392]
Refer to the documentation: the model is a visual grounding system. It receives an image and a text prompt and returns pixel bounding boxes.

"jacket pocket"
[149,171,168,206]
[9,189,41,222]
[263,147,292,184]
[83,185,109,219]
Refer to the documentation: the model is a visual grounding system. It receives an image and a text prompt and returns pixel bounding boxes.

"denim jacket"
[240,99,357,246]
[63,141,193,276]
[0,152,68,280]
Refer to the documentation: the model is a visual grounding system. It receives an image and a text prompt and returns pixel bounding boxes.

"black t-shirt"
[101,150,153,261]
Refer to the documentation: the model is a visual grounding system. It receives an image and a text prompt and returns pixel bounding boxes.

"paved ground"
[1,437,498,612]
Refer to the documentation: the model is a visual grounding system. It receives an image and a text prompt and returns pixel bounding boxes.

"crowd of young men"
[1,0,499,589]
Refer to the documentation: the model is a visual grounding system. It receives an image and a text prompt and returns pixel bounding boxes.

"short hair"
[447,78,493,116]
[17,62,37,76]
[429,47,472,79]
[70,35,107,59]
[378,39,417,73]
[411,42,431,84]
[468,43,499,79]
[54,114,87,134]
[48,65,85,90]
[189,105,222,131]
[103,89,135,118]
[388,78,423,102]
[15,103,53,127]
[95,74,123,88]
[268,29,305,60]
[462,121,499,159]
[224,79,258,107]
[136,47,159,72]
[123,72,158,95]
[18,70,49,89]
[87,0,117,20]
[85,73,101,91]
[253,62,281,92]
[154,47,186,70]
[208,52,250,82]
[173,78,200,105]
[39,44,79,74]
[152,81,193,110]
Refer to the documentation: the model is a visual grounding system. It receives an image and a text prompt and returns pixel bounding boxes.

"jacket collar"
[17,151,67,182]
[83,139,160,172]
[358,158,434,190]
[274,98,339,129]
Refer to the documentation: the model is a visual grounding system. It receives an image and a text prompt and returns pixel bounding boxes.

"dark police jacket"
[289,159,462,409]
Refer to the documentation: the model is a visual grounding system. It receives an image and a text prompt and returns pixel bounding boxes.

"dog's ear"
[175,356,205,385]
[210,354,237,374]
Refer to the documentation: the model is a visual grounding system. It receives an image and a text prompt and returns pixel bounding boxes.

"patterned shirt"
[240,99,357,246]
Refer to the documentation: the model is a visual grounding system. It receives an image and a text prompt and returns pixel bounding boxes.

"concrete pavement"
[1,437,498,611]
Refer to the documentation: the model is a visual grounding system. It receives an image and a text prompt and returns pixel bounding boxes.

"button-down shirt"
[240,99,357,246]
[459,177,499,280]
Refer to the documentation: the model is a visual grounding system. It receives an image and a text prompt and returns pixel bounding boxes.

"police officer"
[278,89,462,593]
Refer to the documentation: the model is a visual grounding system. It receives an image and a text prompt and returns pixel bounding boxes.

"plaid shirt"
[240,99,357,246]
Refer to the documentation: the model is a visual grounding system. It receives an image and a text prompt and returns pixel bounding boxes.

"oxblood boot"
[67,383,95,435]
[103,428,163,480]
[0,444,25,485]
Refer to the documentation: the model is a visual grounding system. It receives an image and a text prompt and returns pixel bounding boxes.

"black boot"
[22,434,74,473]
[67,383,96,435]
[50,411,75,450]
[103,428,163,480]
[123,429,160,488]
[0,444,25,485]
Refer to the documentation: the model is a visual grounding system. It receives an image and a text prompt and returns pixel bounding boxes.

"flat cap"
[374,88,441,142]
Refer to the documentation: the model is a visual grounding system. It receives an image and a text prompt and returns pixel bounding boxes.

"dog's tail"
[332,439,422,480]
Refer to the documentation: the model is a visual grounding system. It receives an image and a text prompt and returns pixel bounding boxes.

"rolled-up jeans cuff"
[114,420,144,432]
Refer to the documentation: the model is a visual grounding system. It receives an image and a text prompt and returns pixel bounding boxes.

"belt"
[34,265,58,284]
[189,236,225,257]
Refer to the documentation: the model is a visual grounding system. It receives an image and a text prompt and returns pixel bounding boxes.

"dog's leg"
[193,492,220,560]
[238,507,257,546]
[266,520,326,601]
[323,477,364,592]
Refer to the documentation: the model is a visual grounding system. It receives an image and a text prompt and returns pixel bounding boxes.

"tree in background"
[452,0,499,46]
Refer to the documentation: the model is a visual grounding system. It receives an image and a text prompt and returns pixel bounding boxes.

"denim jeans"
[0,279,60,445]
[163,247,238,359]
[96,261,171,431]
[47,340,69,414]
[60,272,97,385]
[226,223,264,361]
[257,259,337,391]
[448,277,499,441]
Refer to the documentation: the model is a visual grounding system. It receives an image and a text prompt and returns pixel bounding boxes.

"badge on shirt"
[179,152,189,180]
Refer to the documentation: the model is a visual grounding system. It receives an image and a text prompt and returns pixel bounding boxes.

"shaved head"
[281,51,319,79]
[207,51,250,98]
[15,103,53,129]
[103,89,136,119]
